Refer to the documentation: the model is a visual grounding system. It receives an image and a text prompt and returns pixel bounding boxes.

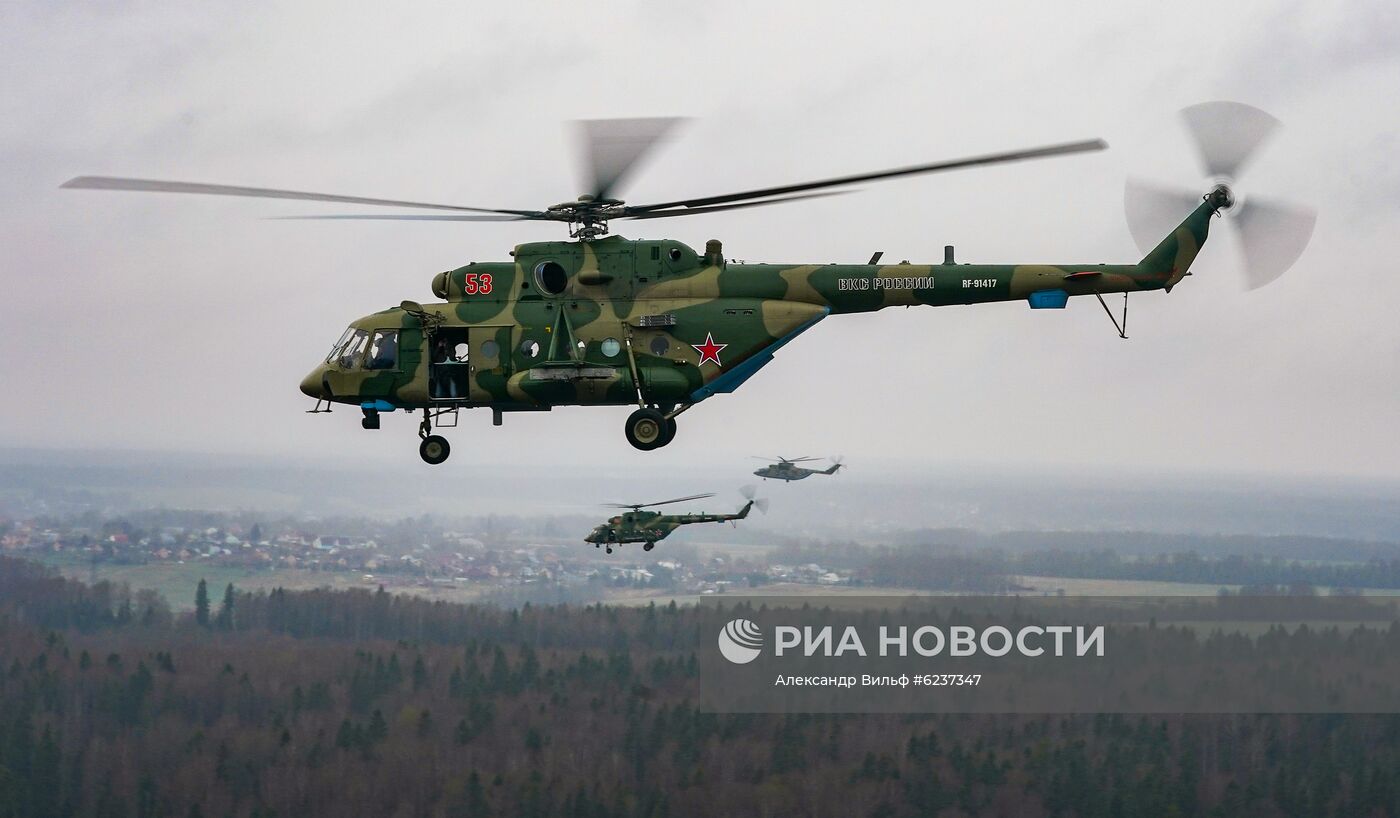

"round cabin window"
[600,338,621,358]
[534,260,568,295]
[649,336,669,356]
[520,340,540,358]
[480,340,500,360]
[668,247,683,262]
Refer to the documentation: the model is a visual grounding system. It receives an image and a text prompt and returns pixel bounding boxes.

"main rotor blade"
[1123,177,1203,256]
[626,138,1107,213]
[620,191,847,220]
[1180,101,1278,181]
[577,117,684,201]
[606,493,715,510]
[1232,195,1316,290]
[270,213,535,222]
[640,493,715,509]
[60,176,541,216]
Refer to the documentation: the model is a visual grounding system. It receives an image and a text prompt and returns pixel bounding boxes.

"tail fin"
[1137,196,1220,291]
[736,500,753,519]
[823,464,842,475]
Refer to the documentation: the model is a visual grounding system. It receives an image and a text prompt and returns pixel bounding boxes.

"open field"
[1017,574,1236,596]
[24,551,493,609]
[601,582,943,607]
[1018,575,1400,597]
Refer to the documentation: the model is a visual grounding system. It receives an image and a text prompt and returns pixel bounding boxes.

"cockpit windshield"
[327,328,368,368]
[325,327,353,362]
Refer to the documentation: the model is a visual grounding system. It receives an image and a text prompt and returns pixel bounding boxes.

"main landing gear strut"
[619,327,689,452]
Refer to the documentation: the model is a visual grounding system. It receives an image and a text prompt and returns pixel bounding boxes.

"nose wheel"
[625,408,678,451]
[419,435,450,465]
[417,410,451,465]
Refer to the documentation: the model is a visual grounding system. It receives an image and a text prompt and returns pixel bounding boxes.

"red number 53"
[463,273,494,295]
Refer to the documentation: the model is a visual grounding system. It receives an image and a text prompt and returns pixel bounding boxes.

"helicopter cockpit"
[585,523,618,543]
[324,327,400,371]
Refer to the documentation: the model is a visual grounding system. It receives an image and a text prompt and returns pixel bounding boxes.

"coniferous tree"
[194,579,210,628]
[368,709,388,744]
[465,770,490,818]
[412,655,428,691]
[215,584,235,631]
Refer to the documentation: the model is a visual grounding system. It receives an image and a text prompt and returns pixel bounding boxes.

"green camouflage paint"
[584,501,755,550]
[300,198,1219,426]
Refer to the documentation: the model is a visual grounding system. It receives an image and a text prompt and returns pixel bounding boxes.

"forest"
[5,555,1400,817]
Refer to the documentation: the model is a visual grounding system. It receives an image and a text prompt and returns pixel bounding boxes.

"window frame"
[364,329,400,371]
[533,260,568,296]
[325,327,356,364]
[333,329,370,369]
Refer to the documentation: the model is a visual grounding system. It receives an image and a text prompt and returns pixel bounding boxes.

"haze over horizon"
[4,447,1399,543]
[3,1,1397,479]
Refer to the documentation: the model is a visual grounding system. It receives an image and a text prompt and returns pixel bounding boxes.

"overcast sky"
[2,1,1397,481]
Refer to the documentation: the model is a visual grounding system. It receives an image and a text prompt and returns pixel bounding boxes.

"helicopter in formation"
[752,455,844,482]
[62,102,1312,465]
[584,488,767,554]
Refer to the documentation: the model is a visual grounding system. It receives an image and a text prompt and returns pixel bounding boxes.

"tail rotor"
[1124,101,1315,290]
[739,484,770,515]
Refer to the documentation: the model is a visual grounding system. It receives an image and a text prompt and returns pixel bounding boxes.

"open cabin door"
[429,328,470,402]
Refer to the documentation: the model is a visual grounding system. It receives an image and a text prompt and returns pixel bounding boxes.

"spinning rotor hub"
[1207,183,1235,212]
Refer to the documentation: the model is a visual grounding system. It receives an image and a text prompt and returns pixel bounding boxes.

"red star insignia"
[692,332,728,367]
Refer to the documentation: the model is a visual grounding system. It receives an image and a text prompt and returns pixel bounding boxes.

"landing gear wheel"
[643,542,655,552]
[361,409,380,430]
[419,435,450,465]
[606,545,613,554]
[625,408,669,451]
[657,417,677,448]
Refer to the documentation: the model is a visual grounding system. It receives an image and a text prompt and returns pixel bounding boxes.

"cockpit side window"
[366,330,399,370]
[333,329,369,369]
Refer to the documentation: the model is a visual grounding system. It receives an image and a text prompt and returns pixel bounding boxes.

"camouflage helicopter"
[752,455,843,482]
[585,488,768,554]
[63,102,1312,465]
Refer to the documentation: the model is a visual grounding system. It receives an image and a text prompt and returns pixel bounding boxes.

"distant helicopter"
[585,488,767,554]
[752,455,844,482]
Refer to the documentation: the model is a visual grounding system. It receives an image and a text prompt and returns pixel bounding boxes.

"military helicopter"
[752,455,843,482]
[63,102,1312,465]
[584,488,768,554]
